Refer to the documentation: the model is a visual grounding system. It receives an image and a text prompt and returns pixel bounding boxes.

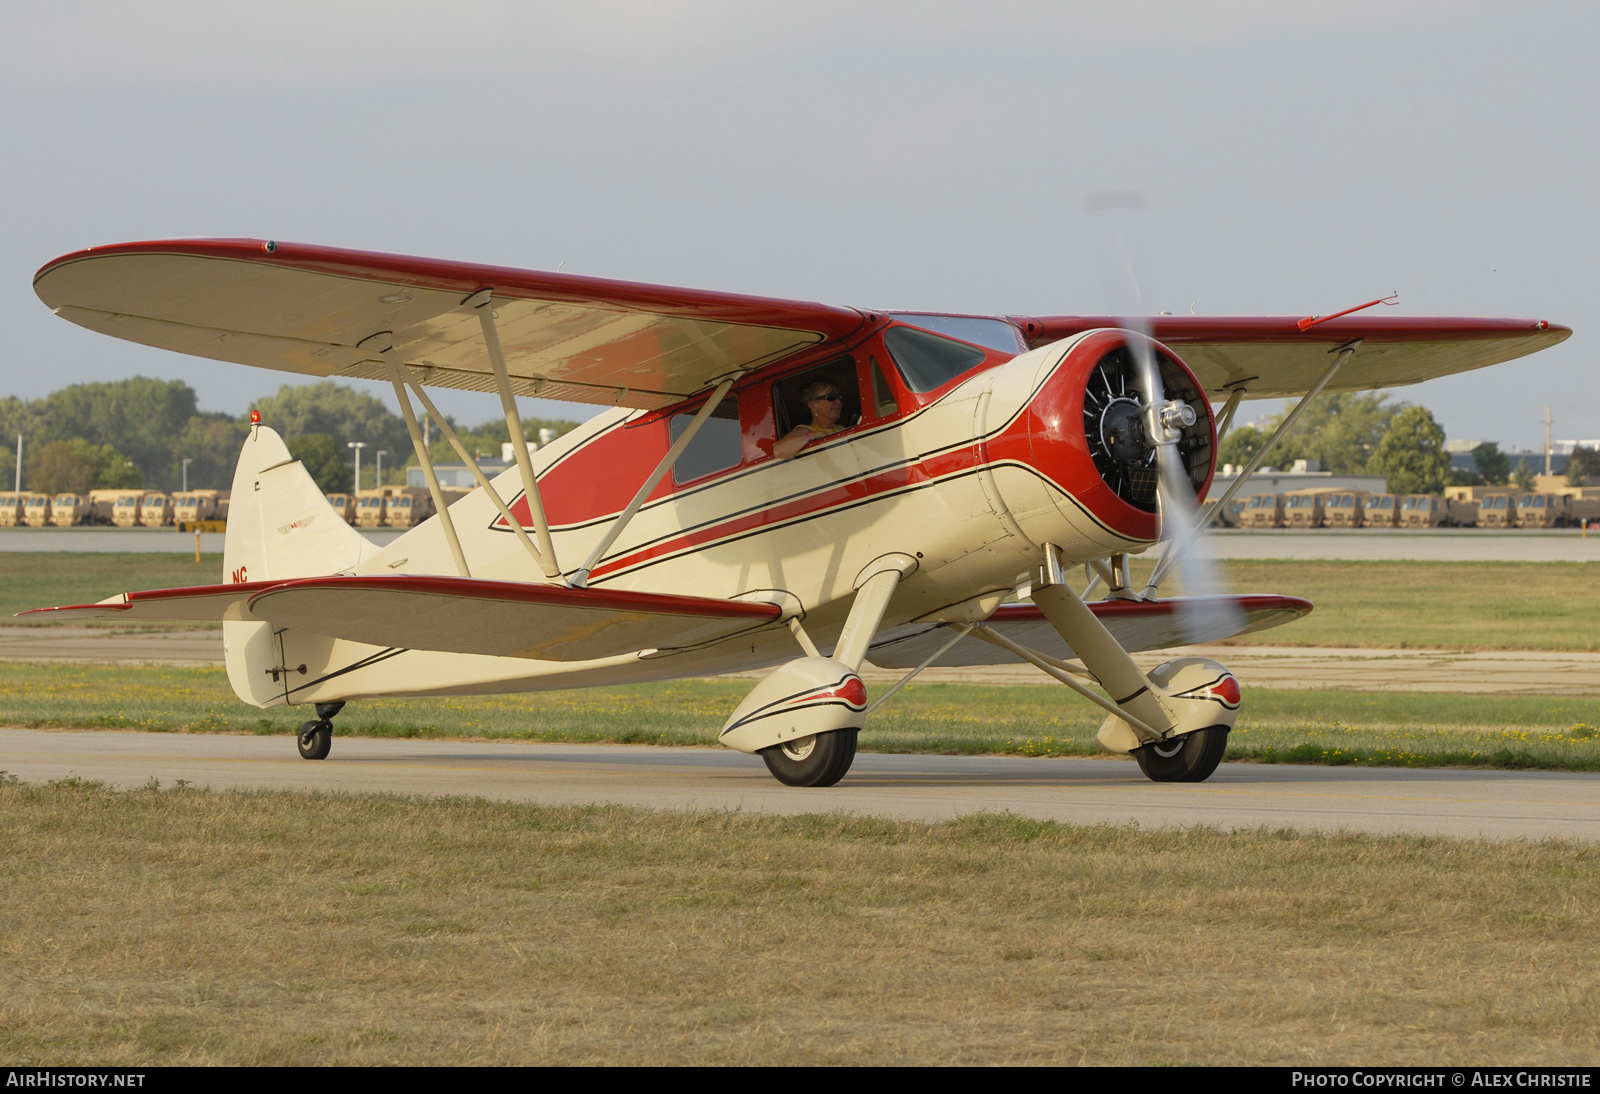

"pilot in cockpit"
[774,378,845,459]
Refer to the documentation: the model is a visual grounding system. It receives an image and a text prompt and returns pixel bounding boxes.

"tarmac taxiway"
[3,727,1596,841]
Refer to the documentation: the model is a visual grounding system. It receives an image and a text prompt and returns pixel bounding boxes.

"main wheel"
[297,720,332,761]
[1134,725,1229,783]
[760,729,858,787]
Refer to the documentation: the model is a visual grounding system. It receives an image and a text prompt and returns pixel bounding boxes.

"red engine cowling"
[990,329,1216,544]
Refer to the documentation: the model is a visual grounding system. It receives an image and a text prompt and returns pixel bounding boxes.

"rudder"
[223,425,381,707]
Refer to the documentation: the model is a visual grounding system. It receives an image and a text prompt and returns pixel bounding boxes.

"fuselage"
[269,323,1215,705]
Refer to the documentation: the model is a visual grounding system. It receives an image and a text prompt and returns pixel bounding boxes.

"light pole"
[376,450,387,487]
[181,458,191,492]
[347,441,367,493]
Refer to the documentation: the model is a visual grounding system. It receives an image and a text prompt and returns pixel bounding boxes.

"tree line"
[1218,393,1598,494]
[0,378,578,497]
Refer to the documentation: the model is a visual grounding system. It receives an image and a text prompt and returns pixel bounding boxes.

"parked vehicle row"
[324,485,470,529]
[1215,488,1600,529]
[0,489,232,528]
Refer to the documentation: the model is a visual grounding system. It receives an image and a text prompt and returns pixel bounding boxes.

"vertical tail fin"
[223,425,381,708]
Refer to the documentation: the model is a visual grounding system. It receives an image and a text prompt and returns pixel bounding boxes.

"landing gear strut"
[296,701,345,761]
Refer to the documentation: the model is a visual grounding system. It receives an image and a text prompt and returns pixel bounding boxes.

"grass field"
[0,552,223,629]
[4,662,1597,771]
[1,781,1595,1065]
[3,552,1599,650]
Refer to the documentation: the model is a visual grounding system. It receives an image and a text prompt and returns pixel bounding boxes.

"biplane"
[23,239,1569,785]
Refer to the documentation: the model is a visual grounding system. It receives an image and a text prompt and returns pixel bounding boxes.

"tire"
[760,729,858,787]
[1133,725,1229,783]
[297,720,332,761]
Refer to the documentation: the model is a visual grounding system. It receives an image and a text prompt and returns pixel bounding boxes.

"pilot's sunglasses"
[811,393,843,402]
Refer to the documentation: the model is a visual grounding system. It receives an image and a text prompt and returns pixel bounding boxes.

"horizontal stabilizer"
[18,581,282,622]
[21,575,785,662]
[867,594,1313,668]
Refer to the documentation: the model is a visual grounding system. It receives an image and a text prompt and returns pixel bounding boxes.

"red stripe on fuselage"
[588,443,990,580]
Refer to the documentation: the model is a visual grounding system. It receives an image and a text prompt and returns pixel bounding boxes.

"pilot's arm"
[774,425,821,460]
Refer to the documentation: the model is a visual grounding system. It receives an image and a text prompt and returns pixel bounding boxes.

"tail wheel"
[1134,725,1229,783]
[297,720,332,761]
[760,729,858,787]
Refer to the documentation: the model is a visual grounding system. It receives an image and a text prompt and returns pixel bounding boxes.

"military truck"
[85,489,122,525]
[110,492,142,526]
[1241,492,1285,528]
[1516,493,1600,528]
[1360,494,1399,527]
[1283,489,1334,529]
[1207,497,1247,528]
[1478,493,1518,528]
[354,489,387,528]
[1321,490,1371,528]
[21,493,51,527]
[377,486,437,529]
[172,490,229,529]
[137,492,173,527]
[325,493,355,524]
[1400,495,1448,528]
[51,493,92,526]
[0,493,22,527]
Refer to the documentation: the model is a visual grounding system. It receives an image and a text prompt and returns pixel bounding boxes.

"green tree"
[27,439,100,495]
[1369,406,1451,494]
[1567,446,1600,488]
[34,378,199,489]
[1450,467,1484,487]
[1260,392,1403,474]
[1513,457,1537,492]
[287,434,350,494]
[1473,442,1510,485]
[175,415,250,491]
[1216,425,1264,470]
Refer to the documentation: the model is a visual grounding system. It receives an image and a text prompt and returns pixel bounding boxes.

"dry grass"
[2,780,1597,1065]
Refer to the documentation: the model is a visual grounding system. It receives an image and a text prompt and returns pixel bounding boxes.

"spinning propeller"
[1085,191,1243,643]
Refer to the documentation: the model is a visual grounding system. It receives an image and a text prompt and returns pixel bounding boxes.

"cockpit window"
[882,326,989,393]
[886,314,1026,354]
[671,396,742,484]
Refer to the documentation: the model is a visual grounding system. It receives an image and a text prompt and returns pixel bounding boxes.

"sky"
[2,1,1595,449]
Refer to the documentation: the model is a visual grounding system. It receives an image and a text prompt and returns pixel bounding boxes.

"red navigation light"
[250,409,261,424]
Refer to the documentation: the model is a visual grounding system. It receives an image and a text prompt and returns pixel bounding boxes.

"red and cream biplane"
[23,239,1569,785]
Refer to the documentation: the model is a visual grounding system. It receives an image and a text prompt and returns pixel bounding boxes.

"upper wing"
[1024,315,1570,398]
[867,594,1313,668]
[21,575,784,661]
[34,239,867,411]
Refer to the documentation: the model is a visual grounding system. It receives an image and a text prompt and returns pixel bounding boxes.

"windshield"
[882,326,991,393]
[885,314,1024,355]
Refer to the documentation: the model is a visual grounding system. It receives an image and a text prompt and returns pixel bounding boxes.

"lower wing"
[19,575,785,662]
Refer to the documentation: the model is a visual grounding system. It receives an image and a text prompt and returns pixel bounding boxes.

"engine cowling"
[986,328,1216,546]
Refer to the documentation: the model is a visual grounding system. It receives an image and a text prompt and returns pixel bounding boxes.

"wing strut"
[378,347,470,578]
[466,289,560,577]
[400,374,556,578]
[1142,339,1361,596]
[571,376,737,588]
